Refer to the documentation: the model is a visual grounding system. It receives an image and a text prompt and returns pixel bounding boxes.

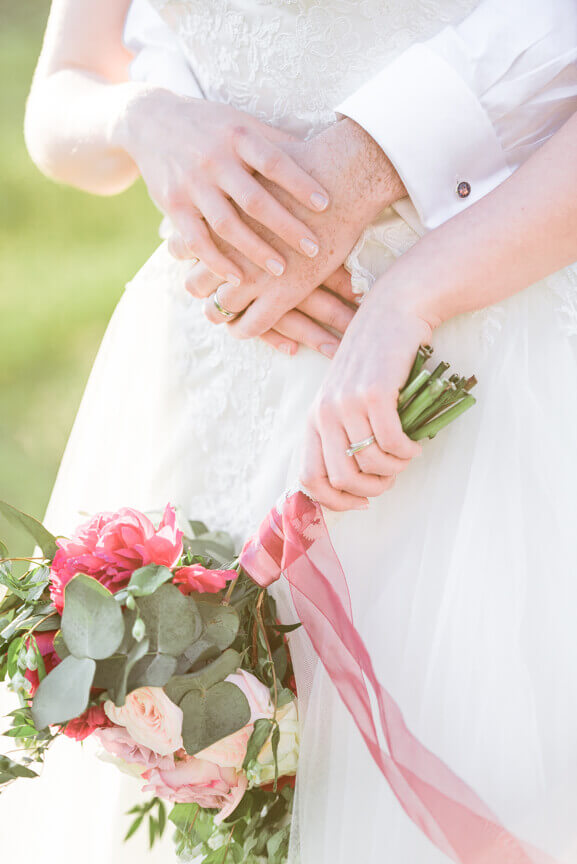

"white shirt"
[124,0,577,231]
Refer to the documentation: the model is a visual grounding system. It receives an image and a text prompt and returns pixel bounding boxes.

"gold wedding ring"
[346,435,376,457]
[213,287,239,321]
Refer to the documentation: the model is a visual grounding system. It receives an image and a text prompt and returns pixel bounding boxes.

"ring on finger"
[213,286,242,321]
[345,435,376,458]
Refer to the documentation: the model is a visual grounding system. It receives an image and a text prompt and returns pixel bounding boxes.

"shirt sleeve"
[123,0,204,99]
[336,0,577,230]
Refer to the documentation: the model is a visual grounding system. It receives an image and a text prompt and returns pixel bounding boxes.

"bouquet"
[0,504,299,862]
[1,347,489,864]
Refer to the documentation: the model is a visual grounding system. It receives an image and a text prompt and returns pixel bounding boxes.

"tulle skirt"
[2,207,577,863]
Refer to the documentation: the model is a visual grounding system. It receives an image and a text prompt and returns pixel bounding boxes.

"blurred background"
[0,0,159,555]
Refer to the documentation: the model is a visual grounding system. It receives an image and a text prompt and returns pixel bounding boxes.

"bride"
[3,0,577,861]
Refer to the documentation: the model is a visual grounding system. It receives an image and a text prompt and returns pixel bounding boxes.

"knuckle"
[210,213,234,236]
[231,124,250,142]
[241,190,264,216]
[260,150,282,175]
[328,471,348,491]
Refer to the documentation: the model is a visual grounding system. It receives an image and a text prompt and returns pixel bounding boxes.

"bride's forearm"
[24,70,148,195]
[384,112,577,328]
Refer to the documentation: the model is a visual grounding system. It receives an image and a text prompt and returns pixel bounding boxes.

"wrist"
[331,117,407,215]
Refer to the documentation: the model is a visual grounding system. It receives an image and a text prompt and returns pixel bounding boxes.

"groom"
[123,0,577,338]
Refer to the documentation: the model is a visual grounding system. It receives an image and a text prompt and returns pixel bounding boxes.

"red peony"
[50,504,183,612]
[24,630,61,696]
[173,564,236,596]
[63,704,112,741]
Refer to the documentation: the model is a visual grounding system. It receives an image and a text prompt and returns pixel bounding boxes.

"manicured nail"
[310,192,329,211]
[266,258,285,276]
[279,342,296,355]
[320,343,337,358]
[226,273,241,287]
[300,238,319,258]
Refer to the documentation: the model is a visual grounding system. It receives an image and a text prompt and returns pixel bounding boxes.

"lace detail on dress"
[150,0,479,136]
[126,247,278,545]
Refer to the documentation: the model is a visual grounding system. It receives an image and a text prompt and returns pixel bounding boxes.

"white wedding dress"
[3,1,577,862]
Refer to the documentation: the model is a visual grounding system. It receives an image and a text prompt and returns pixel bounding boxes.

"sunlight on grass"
[0,3,159,554]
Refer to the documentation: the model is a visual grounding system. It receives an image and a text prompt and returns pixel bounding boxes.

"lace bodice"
[149,0,477,136]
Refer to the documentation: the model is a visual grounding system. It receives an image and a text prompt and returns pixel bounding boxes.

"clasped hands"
[127,93,425,508]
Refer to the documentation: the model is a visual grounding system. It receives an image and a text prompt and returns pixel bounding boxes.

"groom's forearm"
[305,117,407,226]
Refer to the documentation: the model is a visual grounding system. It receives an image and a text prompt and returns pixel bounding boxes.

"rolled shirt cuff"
[336,42,512,230]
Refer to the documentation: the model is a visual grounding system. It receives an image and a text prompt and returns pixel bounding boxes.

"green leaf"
[31,655,95,729]
[136,584,202,656]
[124,814,144,842]
[178,638,221,672]
[0,501,58,560]
[271,723,281,788]
[187,520,209,538]
[0,755,38,784]
[196,601,240,651]
[109,637,150,706]
[128,653,177,688]
[276,687,296,708]
[165,649,241,705]
[157,800,167,836]
[53,630,70,661]
[125,565,174,598]
[169,802,200,832]
[271,622,302,634]
[180,681,251,755]
[242,718,274,771]
[61,574,125,660]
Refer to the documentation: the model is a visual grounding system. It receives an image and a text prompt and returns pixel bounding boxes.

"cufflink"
[456,181,471,198]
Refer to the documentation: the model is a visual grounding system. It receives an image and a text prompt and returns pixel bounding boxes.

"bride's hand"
[300,280,428,511]
[182,259,358,355]
[118,88,331,283]
[169,118,405,338]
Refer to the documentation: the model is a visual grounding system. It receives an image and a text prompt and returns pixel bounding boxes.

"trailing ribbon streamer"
[240,491,554,864]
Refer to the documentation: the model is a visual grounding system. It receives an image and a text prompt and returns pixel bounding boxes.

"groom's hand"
[173,118,406,341]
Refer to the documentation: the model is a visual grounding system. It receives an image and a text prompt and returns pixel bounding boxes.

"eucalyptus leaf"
[128,653,177,688]
[112,637,150,706]
[164,649,241,705]
[187,521,209,538]
[177,639,221,673]
[0,501,58,560]
[180,681,251,755]
[52,630,70,661]
[126,565,174,598]
[61,574,125,660]
[136,584,202,656]
[184,538,235,566]
[31,655,95,729]
[196,601,239,650]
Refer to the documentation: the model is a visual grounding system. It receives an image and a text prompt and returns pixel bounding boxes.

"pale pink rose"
[195,723,253,770]
[173,564,236,596]
[50,504,183,612]
[226,669,274,723]
[142,755,247,823]
[104,687,183,756]
[95,725,175,774]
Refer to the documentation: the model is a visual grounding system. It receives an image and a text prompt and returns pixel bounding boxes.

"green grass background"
[0,1,159,555]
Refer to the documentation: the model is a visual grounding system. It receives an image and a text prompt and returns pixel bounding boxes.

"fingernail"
[226,273,241,287]
[320,343,337,358]
[300,238,319,258]
[279,342,296,355]
[266,258,285,276]
[310,192,329,211]
[356,501,370,511]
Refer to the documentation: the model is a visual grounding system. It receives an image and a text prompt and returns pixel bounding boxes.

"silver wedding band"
[213,287,239,321]
[346,435,376,457]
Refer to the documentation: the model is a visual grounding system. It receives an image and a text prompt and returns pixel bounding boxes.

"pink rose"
[24,631,61,696]
[173,564,236,596]
[50,504,183,611]
[95,725,175,773]
[104,687,183,756]
[142,755,247,823]
[226,669,274,722]
[63,704,112,741]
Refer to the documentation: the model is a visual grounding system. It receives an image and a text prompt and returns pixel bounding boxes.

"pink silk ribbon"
[240,491,555,864]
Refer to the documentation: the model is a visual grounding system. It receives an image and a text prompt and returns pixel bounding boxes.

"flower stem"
[400,377,446,429]
[398,370,431,410]
[410,394,476,440]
